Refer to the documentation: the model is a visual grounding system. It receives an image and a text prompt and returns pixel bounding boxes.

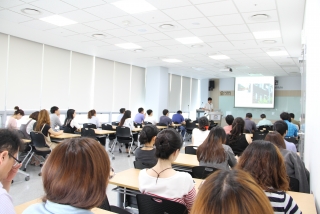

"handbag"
[34,124,55,149]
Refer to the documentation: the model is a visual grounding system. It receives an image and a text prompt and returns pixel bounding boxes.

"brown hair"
[42,138,110,209]
[87,109,96,119]
[265,131,286,149]
[197,126,226,163]
[236,140,289,192]
[29,111,39,121]
[191,169,274,214]
[35,109,51,131]
[227,117,245,145]
[14,106,24,116]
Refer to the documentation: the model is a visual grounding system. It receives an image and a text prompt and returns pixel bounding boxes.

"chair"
[98,197,131,214]
[116,126,133,158]
[144,122,152,125]
[156,123,167,127]
[289,177,300,192]
[192,166,219,179]
[134,123,142,128]
[112,121,119,126]
[185,146,198,155]
[81,128,97,139]
[185,120,197,141]
[62,126,72,133]
[258,125,273,132]
[102,123,116,148]
[136,194,188,214]
[134,160,155,169]
[252,132,268,141]
[83,123,97,129]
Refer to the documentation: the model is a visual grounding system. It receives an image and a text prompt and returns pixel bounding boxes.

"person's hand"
[3,163,22,183]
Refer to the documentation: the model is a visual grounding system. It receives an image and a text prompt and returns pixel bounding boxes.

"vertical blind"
[130,65,145,112]
[181,77,191,112]
[113,62,130,111]
[168,74,181,111]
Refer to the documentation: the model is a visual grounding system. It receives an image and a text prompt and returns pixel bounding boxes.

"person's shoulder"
[176,171,193,180]
[22,202,47,214]
[222,144,232,151]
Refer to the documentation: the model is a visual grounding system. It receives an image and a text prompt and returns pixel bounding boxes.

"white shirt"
[123,118,134,134]
[0,183,15,214]
[70,119,81,129]
[144,116,157,125]
[117,114,123,122]
[204,102,213,111]
[26,119,36,134]
[88,116,100,128]
[192,128,210,146]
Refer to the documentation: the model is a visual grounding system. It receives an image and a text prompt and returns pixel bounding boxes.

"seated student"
[289,113,300,130]
[49,106,62,130]
[159,109,173,126]
[172,110,186,138]
[22,138,111,214]
[63,109,81,133]
[197,127,237,170]
[117,108,125,122]
[6,106,24,130]
[119,110,138,153]
[87,109,100,128]
[26,111,39,135]
[273,120,297,152]
[223,115,234,134]
[265,132,310,193]
[191,169,274,214]
[144,109,157,125]
[257,114,273,127]
[139,129,196,212]
[226,117,252,156]
[237,141,301,213]
[0,129,23,214]
[244,113,257,133]
[134,107,145,125]
[280,112,298,138]
[192,116,210,146]
[135,125,158,167]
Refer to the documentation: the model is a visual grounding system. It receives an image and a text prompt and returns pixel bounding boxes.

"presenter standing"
[203,97,214,112]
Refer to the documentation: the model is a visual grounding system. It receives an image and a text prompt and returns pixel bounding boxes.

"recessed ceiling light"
[250,14,270,21]
[40,15,77,26]
[21,8,41,15]
[266,51,289,56]
[191,44,203,48]
[262,40,277,44]
[122,20,131,26]
[175,37,203,44]
[92,34,106,39]
[111,0,157,14]
[159,24,175,29]
[115,43,142,49]
[162,58,182,63]
[134,49,145,53]
[209,55,230,60]
[253,30,281,39]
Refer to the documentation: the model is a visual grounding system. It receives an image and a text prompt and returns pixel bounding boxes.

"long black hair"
[64,109,75,126]
[227,117,245,145]
[119,110,131,126]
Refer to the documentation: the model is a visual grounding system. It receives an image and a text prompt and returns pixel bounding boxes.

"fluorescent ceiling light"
[40,15,77,26]
[175,37,203,44]
[209,55,230,60]
[253,30,281,39]
[266,51,289,56]
[162,59,182,63]
[111,0,157,14]
[115,43,142,49]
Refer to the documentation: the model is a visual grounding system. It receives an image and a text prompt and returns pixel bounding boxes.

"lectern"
[207,111,223,125]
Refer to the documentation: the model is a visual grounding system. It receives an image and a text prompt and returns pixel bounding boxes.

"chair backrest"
[116,126,131,138]
[144,122,152,125]
[289,177,300,192]
[185,146,198,155]
[81,128,96,138]
[192,166,219,179]
[134,160,154,169]
[134,123,142,128]
[156,123,167,127]
[258,125,273,131]
[62,126,72,133]
[83,123,97,129]
[30,132,47,148]
[102,123,113,131]
[285,137,298,144]
[136,194,188,214]
[186,120,197,129]
[252,132,268,141]
[112,121,119,126]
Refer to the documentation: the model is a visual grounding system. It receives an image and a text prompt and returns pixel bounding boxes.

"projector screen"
[234,76,275,108]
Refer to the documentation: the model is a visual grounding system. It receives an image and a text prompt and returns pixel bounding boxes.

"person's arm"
[55,116,62,127]
[253,122,257,130]
[48,128,63,136]
[284,194,302,214]
[1,163,22,192]
[184,178,196,212]
[294,126,298,137]
[226,147,237,168]
[71,119,81,131]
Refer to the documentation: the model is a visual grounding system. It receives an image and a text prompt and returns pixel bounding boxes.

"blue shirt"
[284,120,298,137]
[134,113,144,124]
[172,113,184,124]
[159,116,172,126]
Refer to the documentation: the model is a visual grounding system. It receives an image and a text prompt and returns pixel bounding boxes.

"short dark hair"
[0,129,22,155]
[225,115,234,125]
[198,116,209,131]
[146,109,153,115]
[155,129,182,159]
[138,107,144,113]
[177,110,182,114]
[50,106,59,114]
[289,113,295,119]
[246,113,252,118]
[163,109,169,116]
[120,108,125,113]
[29,111,39,120]
[208,97,212,101]
[260,114,266,119]
[280,112,290,121]
[139,125,158,144]
[273,120,288,136]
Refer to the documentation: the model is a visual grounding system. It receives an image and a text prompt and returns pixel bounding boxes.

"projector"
[220,67,233,72]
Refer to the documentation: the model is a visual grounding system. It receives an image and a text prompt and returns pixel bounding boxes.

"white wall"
[200,79,209,107]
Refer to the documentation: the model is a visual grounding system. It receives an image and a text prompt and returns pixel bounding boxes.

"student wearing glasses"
[0,129,23,214]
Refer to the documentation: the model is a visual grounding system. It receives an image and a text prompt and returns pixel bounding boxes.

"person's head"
[139,125,158,145]
[273,120,288,137]
[237,140,289,192]
[197,126,226,163]
[246,113,252,119]
[280,112,290,121]
[42,138,110,210]
[155,129,182,161]
[260,114,266,119]
[36,109,51,131]
[289,113,295,119]
[208,97,212,104]
[138,107,144,114]
[176,110,182,114]
[87,109,96,119]
[13,106,24,119]
[29,111,39,121]
[65,109,76,125]
[162,109,169,116]
[225,115,234,126]
[0,129,22,181]
[265,131,286,149]
[198,116,209,131]
[119,110,131,126]
[146,109,153,116]
[230,117,245,137]
[50,106,60,115]
[119,108,125,114]
[190,169,274,214]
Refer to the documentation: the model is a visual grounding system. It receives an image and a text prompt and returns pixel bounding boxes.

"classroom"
[0,0,319,213]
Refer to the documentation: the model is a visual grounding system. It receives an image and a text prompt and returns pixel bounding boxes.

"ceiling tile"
[0,10,33,22]
[135,41,160,48]
[154,39,180,46]
[121,35,150,42]
[146,0,191,9]
[163,29,195,38]
[84,4,127,19]
[19,19,56,30]
[133,10,172,24]
[199,35,228,42]
[31,0,77,14]
[225,33,255,41]
[149,21,185,32]
[0,0,24,8]
[220,50,244,55]
[177,17,213,29]
[126,24,159,35]
[231,40,258,47]
[142,32,171,40]
[196,1,238,16]
[162,6,203,20]
[83,20,118,31]
[84,31,113,39]
[233,0,276,13]
[241,10,278,24]
[9,3,53,18]
[240,48,264,54]
[146,46,170,52]
[107,16,144,27]
[166,44,190,51]
[247,22,280,32]
[64,34,94,42]
[60,0,106,9]
[63,24,96,33]
[102,37,126,45]
[208,14,245,26]
[61,10,100,23]
[83,40,108,46]
[45,27,78,36]
[189,0,225,4]
[189,27,220,36]
[106,28,135,37]
[208,41,234,50]
[217,24,250,34]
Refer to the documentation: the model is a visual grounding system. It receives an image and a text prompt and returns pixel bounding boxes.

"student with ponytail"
[87,109,100,128]
[6,106,24,130]
[192,116,210,146]
[139,129,196,212]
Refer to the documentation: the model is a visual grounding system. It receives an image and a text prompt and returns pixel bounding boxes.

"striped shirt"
[265,191,301,214]
[0,183,15,214]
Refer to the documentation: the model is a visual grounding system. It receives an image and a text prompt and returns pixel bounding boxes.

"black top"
[135,148,157,167]
[34,123,51,136]
[226,134,249,156]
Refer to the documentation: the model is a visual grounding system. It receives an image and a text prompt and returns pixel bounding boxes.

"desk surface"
[22,139,31,143]
[94,129,116,135]
[287,191,317,214]
[14,198,115,214]
[50,133,81,139]
[173,153,199,167]
[112,126,142,132]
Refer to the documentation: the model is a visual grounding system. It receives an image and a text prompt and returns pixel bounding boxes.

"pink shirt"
[6,117,18,129]
[223,125,232,134]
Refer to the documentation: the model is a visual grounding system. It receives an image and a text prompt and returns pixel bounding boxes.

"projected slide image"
[252,84,273,104]
[237,83,251,92]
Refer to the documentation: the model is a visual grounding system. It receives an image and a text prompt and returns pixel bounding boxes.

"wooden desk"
[94,129,116,135]
[173,153,199,167]
[111,126,142,132]
[50,133,81,139]
[287,191,317,214]
[22,139,31,143]
[14,198,115,214]
[156,126,167,130]
[171,124,181,127]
